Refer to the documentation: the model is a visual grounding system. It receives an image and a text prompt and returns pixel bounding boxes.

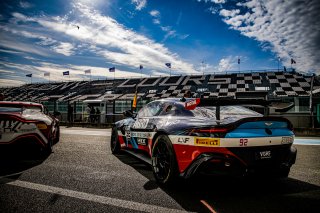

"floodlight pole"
[310,74,315,128]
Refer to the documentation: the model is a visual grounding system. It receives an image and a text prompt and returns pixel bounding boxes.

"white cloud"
[153,19,160,24]
[0,1,199,85]
[132,0,147,11]
[150,10,160,17]
[0,79,25,87]
[212,0,226,4]
[0,48,22,54]
[160,26,178,41]
[51,42,75,56]
[31,3,196,74]
[198,0,226,4]
[19,1,33,9]
[218,0,320,73]
[150,10,160,25]
[218,56,237,72]
[0,37,49,57]
[219,9,240,17]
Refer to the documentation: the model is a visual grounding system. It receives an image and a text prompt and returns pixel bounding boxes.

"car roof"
[154,98,190,103]
[0,101,43,108]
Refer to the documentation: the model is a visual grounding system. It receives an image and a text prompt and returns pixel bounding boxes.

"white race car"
[0,101,60,154]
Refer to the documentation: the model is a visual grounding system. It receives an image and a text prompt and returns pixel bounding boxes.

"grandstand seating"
[1,71,319,103]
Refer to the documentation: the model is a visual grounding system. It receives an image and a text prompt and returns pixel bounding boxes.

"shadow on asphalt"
[115,152,320,213]
[0,148,50,184]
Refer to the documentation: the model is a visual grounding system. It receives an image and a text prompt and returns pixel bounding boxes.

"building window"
[114,100,132,114]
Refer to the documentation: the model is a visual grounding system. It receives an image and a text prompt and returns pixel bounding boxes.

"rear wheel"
[110,127,121,154]
[40,138,52,157]
[276,167,290,178]
[151,135,178,185]
[53,126,60,144]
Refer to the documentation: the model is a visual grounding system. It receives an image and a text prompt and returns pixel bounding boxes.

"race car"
[110,98,297,185]
[0,101,60,154]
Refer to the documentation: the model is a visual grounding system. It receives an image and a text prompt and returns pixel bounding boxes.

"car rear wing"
[184,98,294,119]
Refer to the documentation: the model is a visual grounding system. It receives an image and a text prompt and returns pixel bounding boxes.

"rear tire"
[151,135,179,185]
[54,126,60,144]
[40,138,52,157]
[110,127,121,154]
[276,167,290,178]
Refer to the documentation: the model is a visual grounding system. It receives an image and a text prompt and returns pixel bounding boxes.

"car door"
[127,101,164,151]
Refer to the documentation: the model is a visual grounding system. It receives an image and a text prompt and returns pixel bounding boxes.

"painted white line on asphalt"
[5,180,187,213]
[294,139,320,145]
[61,129,111,136]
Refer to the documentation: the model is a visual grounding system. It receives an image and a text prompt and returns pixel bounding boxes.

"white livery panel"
[169,135,294,148]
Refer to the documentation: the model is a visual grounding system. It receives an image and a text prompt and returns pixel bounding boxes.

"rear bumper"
[181,145,297,178]
[0,133,47,149]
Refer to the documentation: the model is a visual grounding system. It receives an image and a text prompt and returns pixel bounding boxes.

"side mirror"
[123,110,134,118]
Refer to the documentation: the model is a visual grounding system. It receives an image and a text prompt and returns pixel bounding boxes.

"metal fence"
[56,112,320,129]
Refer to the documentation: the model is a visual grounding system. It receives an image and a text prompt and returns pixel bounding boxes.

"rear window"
[0,106,21,112]
[0,105,43,113]
[159,105,261,119]
[23,107,42,114]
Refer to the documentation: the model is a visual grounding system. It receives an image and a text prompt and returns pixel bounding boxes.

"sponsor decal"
[259,151,272,159]
[125,131,131,140]
[239,138,248,146]
[131,132,149,138]
[132,118,149,129]
[0,120,21,133]
[137,138,147,145]
[177,137,190,143]
[195,138,220,147]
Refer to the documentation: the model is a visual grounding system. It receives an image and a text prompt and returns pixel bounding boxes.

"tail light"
[188,126,232,137]
[36,123,47,130]
[36,122,50,137]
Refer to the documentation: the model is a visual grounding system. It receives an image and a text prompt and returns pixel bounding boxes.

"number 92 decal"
[239,138,248,146]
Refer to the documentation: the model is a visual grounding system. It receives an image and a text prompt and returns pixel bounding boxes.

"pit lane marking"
[294,138,320,145]
[3,179,187,213]
[60,128,110,136]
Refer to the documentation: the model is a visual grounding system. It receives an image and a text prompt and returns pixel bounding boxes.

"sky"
[0,0,319,87]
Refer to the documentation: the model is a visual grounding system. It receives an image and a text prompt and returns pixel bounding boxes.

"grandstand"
[1,70,320,129]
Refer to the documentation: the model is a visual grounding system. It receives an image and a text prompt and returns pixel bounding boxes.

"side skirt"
[123,149,152,165]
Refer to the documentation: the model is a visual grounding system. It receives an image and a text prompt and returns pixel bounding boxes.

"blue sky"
[0,0,319,86]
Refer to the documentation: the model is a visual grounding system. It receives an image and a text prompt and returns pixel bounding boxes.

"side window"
[159,104,174,116]
[137,101,164,118]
